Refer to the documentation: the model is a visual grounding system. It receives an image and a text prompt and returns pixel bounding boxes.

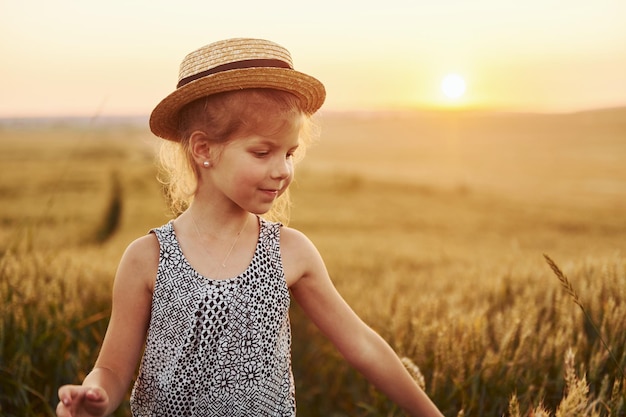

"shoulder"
[279,225,326,287]
[115,233,160,291]
[122,233,160,265]
[279,226,319,258]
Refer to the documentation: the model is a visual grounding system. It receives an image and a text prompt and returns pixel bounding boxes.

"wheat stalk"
[543,254,625,381]
[543,254,583,309]
[401,356,426,391]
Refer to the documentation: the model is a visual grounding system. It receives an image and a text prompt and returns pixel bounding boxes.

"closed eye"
[287,146,299,159]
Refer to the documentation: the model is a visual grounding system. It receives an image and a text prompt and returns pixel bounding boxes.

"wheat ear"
[543,254,625,380]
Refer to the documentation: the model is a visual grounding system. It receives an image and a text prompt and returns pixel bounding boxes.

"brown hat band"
[177,59,292,88]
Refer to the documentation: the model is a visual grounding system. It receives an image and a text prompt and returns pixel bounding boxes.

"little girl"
[56,38,444,417]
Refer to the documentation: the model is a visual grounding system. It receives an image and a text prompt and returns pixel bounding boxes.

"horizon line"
[1,103,625,124]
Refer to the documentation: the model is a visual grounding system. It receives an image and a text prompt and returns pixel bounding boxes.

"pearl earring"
[203,161,210,168]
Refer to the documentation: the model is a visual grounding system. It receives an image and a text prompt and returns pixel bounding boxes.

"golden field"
[1,108,625,416]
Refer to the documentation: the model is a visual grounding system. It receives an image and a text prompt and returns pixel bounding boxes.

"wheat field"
[1,109,625,416]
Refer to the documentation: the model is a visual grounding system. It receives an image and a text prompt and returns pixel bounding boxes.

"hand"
[56,385,109,417]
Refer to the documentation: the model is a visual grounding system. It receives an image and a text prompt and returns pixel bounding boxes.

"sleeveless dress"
[130,218,295,417]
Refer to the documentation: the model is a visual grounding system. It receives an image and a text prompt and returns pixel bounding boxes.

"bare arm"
[283,228,444,417]
[57,234,157,416]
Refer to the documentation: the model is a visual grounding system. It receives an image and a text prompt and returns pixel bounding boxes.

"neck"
[186,197,251,236]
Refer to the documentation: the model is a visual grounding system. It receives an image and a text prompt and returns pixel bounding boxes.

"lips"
[259,181,287,200]
[259,188,279,198]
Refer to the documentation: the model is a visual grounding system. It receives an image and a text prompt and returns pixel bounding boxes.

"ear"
[189,130,212,166]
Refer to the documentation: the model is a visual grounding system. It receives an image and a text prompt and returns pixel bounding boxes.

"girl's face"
[206,113,303,215]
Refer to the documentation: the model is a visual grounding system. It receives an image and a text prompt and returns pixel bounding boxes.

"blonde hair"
[157,89,318,224]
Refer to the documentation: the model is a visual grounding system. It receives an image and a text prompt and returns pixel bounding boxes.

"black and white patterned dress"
[130,218,295,416]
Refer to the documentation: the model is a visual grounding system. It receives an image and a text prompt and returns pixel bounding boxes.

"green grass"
[1,110,625,416]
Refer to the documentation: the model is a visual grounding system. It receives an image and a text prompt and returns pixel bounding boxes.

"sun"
[441,73,466,100]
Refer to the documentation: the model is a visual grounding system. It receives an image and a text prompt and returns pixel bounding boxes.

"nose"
[270,156,292,180]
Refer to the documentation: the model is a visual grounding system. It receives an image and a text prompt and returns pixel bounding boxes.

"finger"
[58,385,78,406]
[85,388,105,402]
[56,401,69,417]
[56,394,79,417]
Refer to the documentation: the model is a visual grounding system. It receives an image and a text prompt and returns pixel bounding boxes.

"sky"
[1,0,626,117]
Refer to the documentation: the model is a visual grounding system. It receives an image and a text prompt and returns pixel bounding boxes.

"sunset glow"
[1,1,626,117]
[441,74,466,100]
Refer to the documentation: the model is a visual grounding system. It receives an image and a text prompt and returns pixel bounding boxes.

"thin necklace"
[191,214,249,268]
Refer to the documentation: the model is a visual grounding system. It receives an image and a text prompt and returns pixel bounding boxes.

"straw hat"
[150,38,326,141]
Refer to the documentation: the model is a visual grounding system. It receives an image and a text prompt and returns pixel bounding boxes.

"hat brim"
[150,67,326,141]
